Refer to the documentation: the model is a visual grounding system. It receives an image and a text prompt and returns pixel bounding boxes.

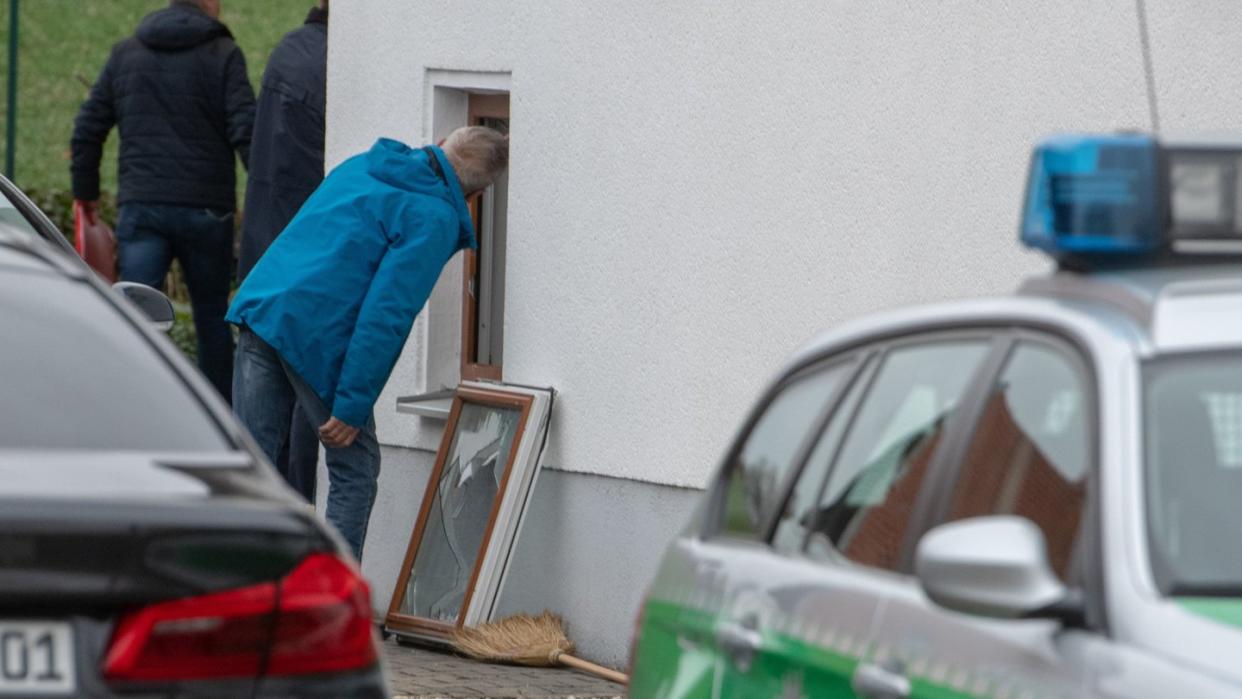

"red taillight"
[103,553,377,682]
[269,553,377,676]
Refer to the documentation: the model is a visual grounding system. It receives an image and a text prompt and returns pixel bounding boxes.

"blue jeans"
[278,402,321,503]
[116,203,235,402]
[232,329,380,560]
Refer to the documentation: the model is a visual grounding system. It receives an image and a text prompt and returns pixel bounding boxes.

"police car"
[629,134,1242,698]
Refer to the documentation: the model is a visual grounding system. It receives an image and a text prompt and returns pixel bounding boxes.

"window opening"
[462,94,509,381]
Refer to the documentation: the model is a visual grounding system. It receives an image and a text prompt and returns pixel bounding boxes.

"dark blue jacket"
[237,6,328,282]
[226,140,476,426]
[70,1,255,210]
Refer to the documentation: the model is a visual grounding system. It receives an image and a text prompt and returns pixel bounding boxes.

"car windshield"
[1145,352,1242,594]
[0,251,229,451]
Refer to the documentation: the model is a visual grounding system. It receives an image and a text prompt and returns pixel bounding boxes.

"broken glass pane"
[401,402,523,623]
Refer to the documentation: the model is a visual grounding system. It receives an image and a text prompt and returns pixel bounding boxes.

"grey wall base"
[317,445,703,666]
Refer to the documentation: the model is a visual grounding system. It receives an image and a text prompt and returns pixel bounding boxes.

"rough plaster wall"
[491,470,700,666]
[326,2,1154,489]
[1142,2,1242,132]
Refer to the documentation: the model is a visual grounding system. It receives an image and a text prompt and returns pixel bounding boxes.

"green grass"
[0,0,312,194]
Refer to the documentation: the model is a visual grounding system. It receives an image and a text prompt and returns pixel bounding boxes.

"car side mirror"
[113,281,175,332]
[915,516,1081,624]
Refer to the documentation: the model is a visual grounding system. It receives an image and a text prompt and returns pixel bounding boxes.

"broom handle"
[555,652,629,685]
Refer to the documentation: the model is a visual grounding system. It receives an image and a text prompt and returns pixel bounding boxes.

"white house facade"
[319,1,1238,664]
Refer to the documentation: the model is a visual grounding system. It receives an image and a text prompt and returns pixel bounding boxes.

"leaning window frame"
[384,383,552,643]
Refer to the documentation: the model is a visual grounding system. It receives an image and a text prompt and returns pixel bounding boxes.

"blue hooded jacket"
[226,138,475,426]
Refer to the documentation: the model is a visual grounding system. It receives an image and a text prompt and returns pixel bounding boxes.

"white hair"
[442,126,509,195]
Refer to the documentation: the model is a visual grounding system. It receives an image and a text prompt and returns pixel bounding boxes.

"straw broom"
[450,611,629,686]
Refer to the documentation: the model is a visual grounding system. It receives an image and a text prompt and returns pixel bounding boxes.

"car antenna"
[1135,0,1161,134]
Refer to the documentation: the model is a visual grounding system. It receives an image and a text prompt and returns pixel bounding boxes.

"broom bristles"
[451,611,575,667]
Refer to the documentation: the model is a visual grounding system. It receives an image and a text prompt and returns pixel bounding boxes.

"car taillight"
[268,552,376,676]
[103,553,377,682]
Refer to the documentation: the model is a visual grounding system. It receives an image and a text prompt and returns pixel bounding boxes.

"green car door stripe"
[633,598,992,698]
[1177,597,1242,631]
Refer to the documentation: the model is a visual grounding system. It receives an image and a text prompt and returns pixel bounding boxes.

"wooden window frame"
[384,385,533,642]
[461,93,510,382]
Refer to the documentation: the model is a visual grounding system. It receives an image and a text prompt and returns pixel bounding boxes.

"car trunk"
[0,452,325,696]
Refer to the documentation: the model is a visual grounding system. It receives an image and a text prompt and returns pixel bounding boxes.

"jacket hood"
[136,5,231,51]
[365,139,476,250]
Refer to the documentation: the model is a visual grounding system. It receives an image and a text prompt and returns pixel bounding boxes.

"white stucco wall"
[323,1,1230,490]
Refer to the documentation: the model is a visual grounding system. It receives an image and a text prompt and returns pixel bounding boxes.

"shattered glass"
[401,403,522,623]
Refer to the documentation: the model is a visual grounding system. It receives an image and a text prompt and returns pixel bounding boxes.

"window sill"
[396,389,455,420]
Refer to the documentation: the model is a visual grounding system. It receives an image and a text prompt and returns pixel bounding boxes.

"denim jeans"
[278,402,321,503]
[232,329,380,560]
[116,203,235,402]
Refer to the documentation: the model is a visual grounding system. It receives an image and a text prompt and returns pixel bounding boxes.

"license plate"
[0,622,74,695]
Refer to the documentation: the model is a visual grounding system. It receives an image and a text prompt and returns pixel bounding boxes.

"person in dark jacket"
[71,0,255,402]
[239,1,328,503]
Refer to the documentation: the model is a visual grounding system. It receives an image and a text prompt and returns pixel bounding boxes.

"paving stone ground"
[382,637,627,699]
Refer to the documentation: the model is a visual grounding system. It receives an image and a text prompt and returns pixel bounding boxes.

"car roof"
[785,262,1242,375]
[1020,263,1242,353]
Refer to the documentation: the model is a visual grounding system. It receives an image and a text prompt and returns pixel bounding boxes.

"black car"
[0,180,386,697]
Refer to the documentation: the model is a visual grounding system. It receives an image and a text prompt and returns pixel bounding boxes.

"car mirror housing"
[915,516,1075,622]
[113,282,175,333]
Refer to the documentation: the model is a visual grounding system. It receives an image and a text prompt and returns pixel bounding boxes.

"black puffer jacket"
[71,2,256,210]
[237,6,328,281]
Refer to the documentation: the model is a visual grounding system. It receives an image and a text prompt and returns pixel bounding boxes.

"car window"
[771,357,871,553]
[944,342,1089,581]
[1145,352,1242,593]
[0,188,42,240]
[804,341,990,570]
[0,261,229,450]
[717,360,853,539]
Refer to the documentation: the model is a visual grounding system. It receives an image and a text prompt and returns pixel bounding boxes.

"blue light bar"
[1021,133,1164,258]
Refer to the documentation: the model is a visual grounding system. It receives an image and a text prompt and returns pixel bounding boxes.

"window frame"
[460,93,510,382]
[385,384,540,641]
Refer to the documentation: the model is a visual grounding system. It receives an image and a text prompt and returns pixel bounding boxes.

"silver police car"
[629,134,1242,698]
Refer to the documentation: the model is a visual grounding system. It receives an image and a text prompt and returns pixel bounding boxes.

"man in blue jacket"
[228,126,509,559]
[237,1,329,503]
